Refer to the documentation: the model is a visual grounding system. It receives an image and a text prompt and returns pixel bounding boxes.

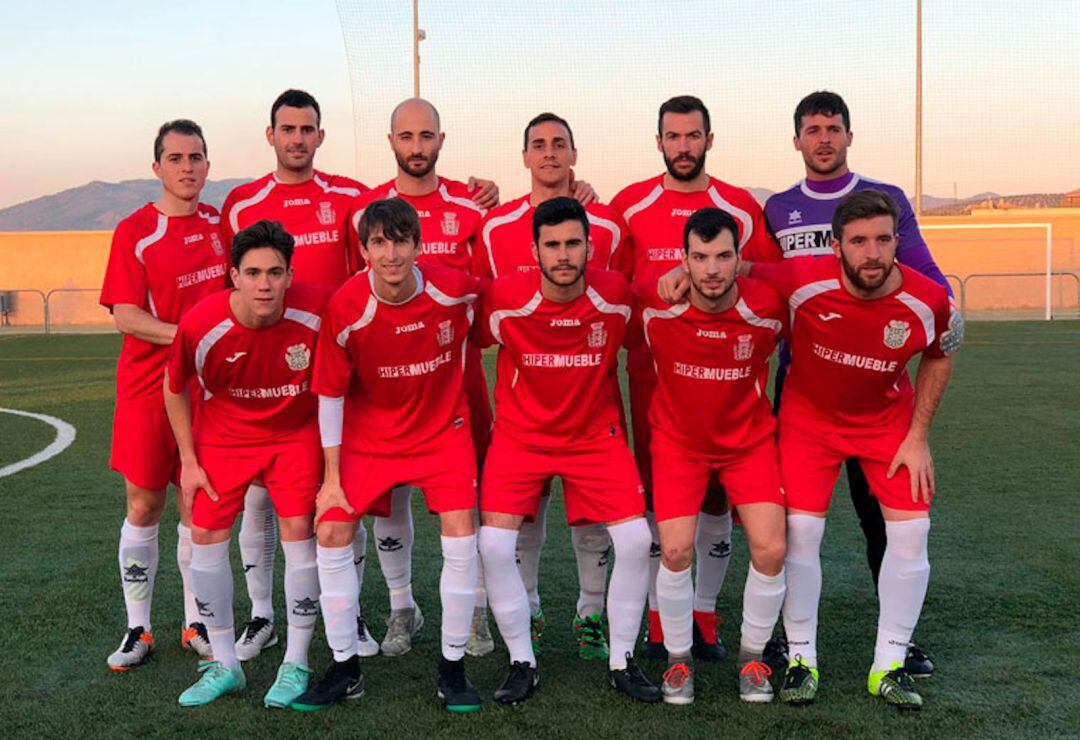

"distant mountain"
[0,179,251,231]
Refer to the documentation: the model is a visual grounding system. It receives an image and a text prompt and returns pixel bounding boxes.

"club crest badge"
[883,320,911,350]
[441,211,459,236]
[437,319,454,346]
[734,333,754,361]
[209,232,225,256]
[588,321,607,348]
[316,201,336,226]
[285,342,311,371]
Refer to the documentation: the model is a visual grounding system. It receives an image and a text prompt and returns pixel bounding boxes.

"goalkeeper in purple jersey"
[762,91,952,685]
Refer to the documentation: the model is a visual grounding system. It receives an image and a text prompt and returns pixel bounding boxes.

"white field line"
[0,407,77,478]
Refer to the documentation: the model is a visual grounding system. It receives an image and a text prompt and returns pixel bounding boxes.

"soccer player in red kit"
[164,221,328,708]
[346,98,495,658]
[476,197,659,705]
[610,95,780,661]
[750,190,960,710]
[100,119,228,671]
[636,209,787,705]
[293,198,482,714]
[474,112,625,659]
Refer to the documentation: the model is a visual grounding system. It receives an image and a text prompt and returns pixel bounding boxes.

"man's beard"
[805,148,847,177]
[690,274,735,303]
[395,149,439,178]
[540,262,585,287]
[841,253,893,292]
[664,151,706,182]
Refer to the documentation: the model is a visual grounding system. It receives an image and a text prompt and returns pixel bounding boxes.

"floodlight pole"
[412,0,424,97]
[915,0,923,217]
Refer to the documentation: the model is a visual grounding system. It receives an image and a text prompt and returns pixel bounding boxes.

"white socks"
[655,562,693,657]
[177,523,197,627]
[605,518,652,670]
[190,539,236,668]
[317,544,359,662]
[440,535,479,661]
[238,484,276,621]
[739,564,787,660]
[571,524,610,618]
[516,495,549,615]
[782,515,826,668]
[873,519,931,671]
[479,526,535,666]
[693,511,733,613]
[118,519,158,630]
[282,538,320,668]
[375,485,415,611]
[645,512,661,611]
[352,522,367,600]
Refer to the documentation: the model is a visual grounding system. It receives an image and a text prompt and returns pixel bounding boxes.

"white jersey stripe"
[146,290,159,318]
[194,318,235,400]
[336,295,378,347]
[197,210,220,225]
[313,173,362,198]
[489,290,542,345]
[735,297,782,334]
[585,286,631,323]
[641,302,690,349]
[621,183,663,223]
[481,201,530,278]
[134,213,168,264]
[439,183,485,214]
[424,281,478,308]
[896,291,936,346]
[586,212,621,268]
[789,278,840,324]
[707,186,753,249]
[229,179,276,234]
[283,307,322,333]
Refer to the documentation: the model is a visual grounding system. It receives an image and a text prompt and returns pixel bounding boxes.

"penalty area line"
[0,408,77,479]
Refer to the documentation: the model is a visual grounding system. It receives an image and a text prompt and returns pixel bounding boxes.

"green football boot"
[530,608,545,655]
[178,660,246,707]
[778,656,819,706]
[572,613,610,661]
[868,663,923,711]
[264,662,312,708]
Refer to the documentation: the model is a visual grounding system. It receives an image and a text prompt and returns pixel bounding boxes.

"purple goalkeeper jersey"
[763,172,951,293]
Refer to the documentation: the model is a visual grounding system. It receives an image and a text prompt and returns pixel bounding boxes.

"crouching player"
[476,197,659,705]
[296,198,482,713]
[636,208,787,704]
[164,220,328,707]
[751,190,959,710]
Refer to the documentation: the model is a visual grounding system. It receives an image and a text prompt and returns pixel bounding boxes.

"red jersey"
[313,263,480,456]
[637,277,784,455]
[100,202,228,406]
[477,269,631,448]
[610,174,780,284]
[167,283,329,446]
[347,177,486,274]
[221,171,368,289]
[474,195,629,279]
[751,258,953,430]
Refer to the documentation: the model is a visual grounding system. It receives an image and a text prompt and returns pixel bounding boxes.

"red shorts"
[110,403,178,491]
[651,432,784,522]
[191,430,323,530]
[626,345,657,494]
[778,403,926,514]
[481,426,645,526]
[464,344,493,462]
[321,424,478,522]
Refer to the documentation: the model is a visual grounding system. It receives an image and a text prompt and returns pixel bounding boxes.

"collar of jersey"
[367,265,424,305]
[799,173,861,200]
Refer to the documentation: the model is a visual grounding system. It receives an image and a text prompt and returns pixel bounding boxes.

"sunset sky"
[2,0,1077,210]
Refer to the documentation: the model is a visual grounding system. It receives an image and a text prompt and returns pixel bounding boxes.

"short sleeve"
[99,222,148,310]
[312,297,356,397]
[166,320,195,393]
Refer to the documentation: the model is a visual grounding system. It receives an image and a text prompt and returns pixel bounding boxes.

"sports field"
[1,322,1077,738]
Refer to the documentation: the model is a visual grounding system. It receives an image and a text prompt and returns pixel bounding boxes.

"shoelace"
[741,661,772,685]
[662,662,690,688]
[241,618,270,643]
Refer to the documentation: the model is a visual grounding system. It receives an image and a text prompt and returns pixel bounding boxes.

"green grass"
[0,324,1078,738]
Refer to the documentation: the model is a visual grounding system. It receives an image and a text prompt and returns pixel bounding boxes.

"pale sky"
[2,0,1077,210]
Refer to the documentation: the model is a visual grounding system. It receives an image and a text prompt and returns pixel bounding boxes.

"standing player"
[99,119,228,670]
[164,220,327,708]
[760,91,950,676]
[294,198,482,714]
[345,98,494,658]
[751,190,959,710]
[637,209,787,705]
[610,95,780,660]
[474,113,625,660]
[476,197,659,705]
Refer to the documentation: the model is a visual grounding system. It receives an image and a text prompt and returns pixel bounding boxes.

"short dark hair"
[683,208,740,253]
[832,190,899,241]
[271,89,321,128]
[358,198,422,248]
[658,95,711,136]
[153,119,206,163]
[532,196,589,244]
[523,112,575,150]
[794,91,851,135]
[232,220,295,269]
